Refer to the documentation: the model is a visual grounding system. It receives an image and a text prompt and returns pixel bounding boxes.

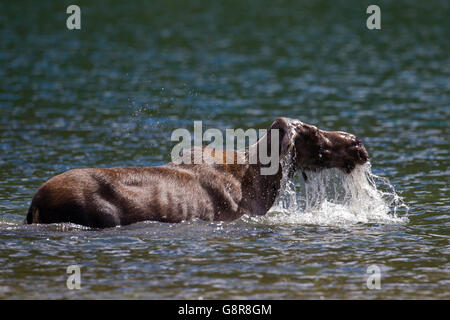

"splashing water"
[258,157,409,227]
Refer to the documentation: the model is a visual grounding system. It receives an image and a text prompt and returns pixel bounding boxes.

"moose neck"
[239,130,285,216]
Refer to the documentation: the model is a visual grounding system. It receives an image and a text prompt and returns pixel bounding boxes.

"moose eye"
[322,149,331,157]
[318,149,331,162]
[317,151,325,164]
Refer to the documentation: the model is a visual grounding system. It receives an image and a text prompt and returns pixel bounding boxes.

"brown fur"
[26,117,368,228]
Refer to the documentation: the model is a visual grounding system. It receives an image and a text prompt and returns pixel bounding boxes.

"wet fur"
[26,117,368,228]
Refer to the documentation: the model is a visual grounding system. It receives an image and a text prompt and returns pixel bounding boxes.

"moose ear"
[280,129,295,157]
[269,117,297,157]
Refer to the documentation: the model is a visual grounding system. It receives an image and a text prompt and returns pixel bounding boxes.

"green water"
[0,0,448,299]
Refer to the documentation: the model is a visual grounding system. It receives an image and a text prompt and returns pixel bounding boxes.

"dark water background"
[0,0,448,299]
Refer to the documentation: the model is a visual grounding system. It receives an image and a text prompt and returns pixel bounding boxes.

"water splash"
[259,157,409,227]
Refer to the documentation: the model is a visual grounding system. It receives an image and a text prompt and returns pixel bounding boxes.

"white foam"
[255,157,409,227]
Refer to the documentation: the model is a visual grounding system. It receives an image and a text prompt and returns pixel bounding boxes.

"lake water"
[0,0,448,299]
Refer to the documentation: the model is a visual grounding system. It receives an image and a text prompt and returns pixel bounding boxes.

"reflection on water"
[0,0,449,299]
